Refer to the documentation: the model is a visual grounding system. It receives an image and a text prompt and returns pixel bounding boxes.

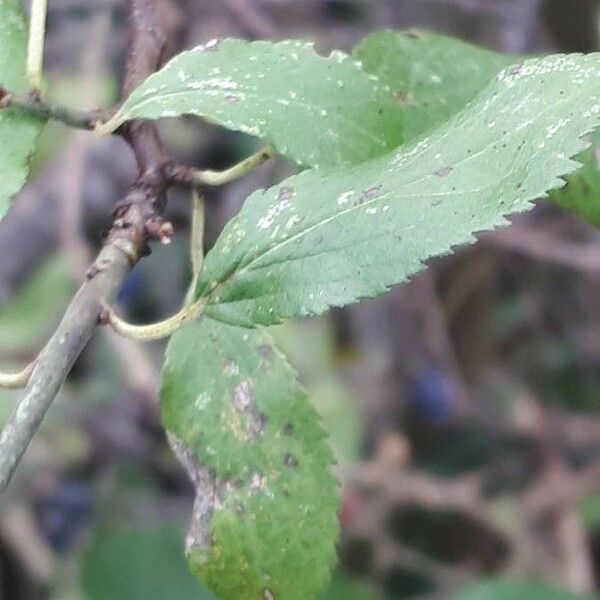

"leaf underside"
[0,0,44,221]
[160,318,339,600]
[192,53,600,327]
[100,38,404,168]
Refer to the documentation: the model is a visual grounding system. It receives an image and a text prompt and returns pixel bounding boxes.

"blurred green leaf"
[0,255,73,352]
[0,0,45,220]
[549,138,600,227]
[319,573,380,600]
[578,493,600,531]
[83,526,215,600]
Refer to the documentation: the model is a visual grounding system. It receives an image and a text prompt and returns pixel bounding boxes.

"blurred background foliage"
[0,0,600,598]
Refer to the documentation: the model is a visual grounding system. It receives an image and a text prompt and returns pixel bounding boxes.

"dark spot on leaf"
[222,359,238,375]
[258,344,273,359]
[232,381,268,438]
[284,453,299,468]
[510,63,524,76]
[233,380,253,411]
[434,166,454,178]
[403,29,423,40]
[0,88,10,106]
[394,91,415,107]
[166,434,217,553]
[282,423,294,436]
[249,471,266,491]
[354,184,383,206]
[278,186,295,201]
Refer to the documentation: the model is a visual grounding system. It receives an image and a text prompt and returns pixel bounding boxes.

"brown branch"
[0,88,103,131]
[486,224,600,272]
[0,0,178,493]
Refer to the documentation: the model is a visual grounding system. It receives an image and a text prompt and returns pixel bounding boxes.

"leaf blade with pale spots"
[0,0,44,220]
[354,29,600,229]
[98,38,404,168]
[160,318,339,600]
[353,29,517,142]
[193,54,600,326]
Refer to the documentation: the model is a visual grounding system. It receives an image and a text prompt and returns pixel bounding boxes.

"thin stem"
[103,297,205,342]
[190,190,205,276]
[0,364,35,390]
[186,189,205,307]
[170,146,274,187]
[27,0,48,92]
[196,145,274,185]
[0,90,100,130]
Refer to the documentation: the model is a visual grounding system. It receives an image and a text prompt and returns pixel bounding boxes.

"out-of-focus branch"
[485,224,600,272]
[220,0,279,39]
[0,0,178,493]
[56,11,161,396]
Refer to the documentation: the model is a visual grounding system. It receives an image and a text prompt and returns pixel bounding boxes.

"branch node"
[145,217,174,245]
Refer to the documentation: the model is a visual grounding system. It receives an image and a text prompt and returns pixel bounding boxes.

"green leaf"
[354,29,600,230]
[549,129,600,227]
[160,318,339,600]
[83,526,216,600]
[0,255,74,353]
[193,54,600,327]
[0,0,44,220]
[578,493,600,531]
[271,320,363,464]
[454,580,596,600]
[99,38,403,168]
[353,29,516,142]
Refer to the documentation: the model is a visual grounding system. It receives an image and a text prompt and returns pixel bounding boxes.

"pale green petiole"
[26,0,48,92]
[103,297,205,342]
[0,363,35,390]
[191,145,274,186]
